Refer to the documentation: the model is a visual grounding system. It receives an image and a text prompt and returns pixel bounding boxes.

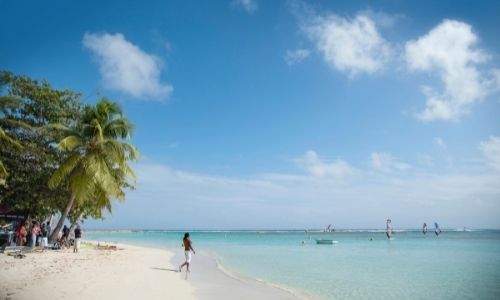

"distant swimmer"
[386,219,393,239]
[434,222,442,236]
[422,223,428,235]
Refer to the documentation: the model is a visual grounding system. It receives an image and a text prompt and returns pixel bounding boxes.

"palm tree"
[48,99,139,243]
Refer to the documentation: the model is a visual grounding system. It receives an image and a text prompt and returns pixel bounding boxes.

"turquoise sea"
[86,230,500,300]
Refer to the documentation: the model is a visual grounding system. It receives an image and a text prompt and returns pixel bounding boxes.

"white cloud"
[86,159,500,229]
[83,32,173,100]
[435,137,447,149]
[479,136,500,171]
[371,152,411,172]
[405,20,498,122]
[295,150,355,178]
[284,48,310,66]
[304,13,391,76]
[232,0,258,14]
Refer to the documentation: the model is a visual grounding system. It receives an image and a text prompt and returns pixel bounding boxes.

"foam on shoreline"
[210,252,314,299]
[170,248,309,300]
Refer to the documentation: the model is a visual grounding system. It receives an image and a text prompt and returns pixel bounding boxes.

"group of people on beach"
[12,220,83,252]
[14,221,50,248]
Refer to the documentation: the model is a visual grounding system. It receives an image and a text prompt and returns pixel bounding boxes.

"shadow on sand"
[151,267,179,272]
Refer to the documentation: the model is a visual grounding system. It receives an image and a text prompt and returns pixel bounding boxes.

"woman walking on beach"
[179,233,195,273]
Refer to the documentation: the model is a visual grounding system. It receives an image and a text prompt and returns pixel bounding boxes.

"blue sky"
[1,0,500,229]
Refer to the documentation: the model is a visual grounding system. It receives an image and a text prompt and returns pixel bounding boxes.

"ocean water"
[85,230,500,300]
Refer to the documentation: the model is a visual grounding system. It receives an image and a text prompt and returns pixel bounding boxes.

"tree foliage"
[48,99,139,242]
[0,71,139,232]
[0,71,81,219]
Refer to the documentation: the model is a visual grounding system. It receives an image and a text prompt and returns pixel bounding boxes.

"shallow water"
[86,230,500,300]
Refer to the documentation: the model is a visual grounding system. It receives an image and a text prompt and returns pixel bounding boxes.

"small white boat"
[315,239,338,245]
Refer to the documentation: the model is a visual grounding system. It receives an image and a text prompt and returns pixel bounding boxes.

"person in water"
[386,219,393,239]
[434,222,442,236]
[422,222,428,235]
[179,233,196,273]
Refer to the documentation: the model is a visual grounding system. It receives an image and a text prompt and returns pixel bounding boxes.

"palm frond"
[104,118,132,139]
[0,127,22,149]
[2,119,33,130]
[90,119,105,143]
[71,172,97,205]
[48,153,82,189]
[106,141,139,161]
[57,135,82,151]
[0,160,8,178]
[39,123,77,136]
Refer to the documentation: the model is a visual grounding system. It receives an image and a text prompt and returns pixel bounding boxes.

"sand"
[0,242,305,300]
[0,243,195,300]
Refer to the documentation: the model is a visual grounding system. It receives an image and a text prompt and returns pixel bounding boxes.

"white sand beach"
[0,242,303,300]
[0,243,195,300]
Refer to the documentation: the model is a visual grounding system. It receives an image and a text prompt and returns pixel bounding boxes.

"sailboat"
[422,222,428,235]
[323,224,334,232]
[434,222,442,236]
[386,219,393,239]
[317,224,338,244]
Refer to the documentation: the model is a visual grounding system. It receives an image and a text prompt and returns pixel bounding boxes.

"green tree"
[0,92,23,185]
[0,71,81,219]
[0,128,22,185]
[48,99,139,242]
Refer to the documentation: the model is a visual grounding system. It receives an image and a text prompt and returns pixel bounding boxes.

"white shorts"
[184,251,191,263]
[40,237,48,248]
[74,238,81,250]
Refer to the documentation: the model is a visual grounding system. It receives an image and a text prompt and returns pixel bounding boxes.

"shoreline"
[205,250,314,300]
[0,240,309,300]
[87,237,317,300]
[169,247,310,300]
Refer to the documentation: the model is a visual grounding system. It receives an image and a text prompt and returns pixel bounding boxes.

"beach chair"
[3,245,31,258]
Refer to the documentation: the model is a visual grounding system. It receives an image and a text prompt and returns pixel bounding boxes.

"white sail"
[386,219,393,238]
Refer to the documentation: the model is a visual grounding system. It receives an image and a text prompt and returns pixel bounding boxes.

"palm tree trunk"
[48,192,76,243]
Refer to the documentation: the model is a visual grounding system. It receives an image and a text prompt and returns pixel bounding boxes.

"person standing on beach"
[16,222,28,246]
[179,233,195,273]
[61,225,70,247]
[31,222,41,248]
[46,221,51,239]
[40,223,48,251]
[74,224,82,253]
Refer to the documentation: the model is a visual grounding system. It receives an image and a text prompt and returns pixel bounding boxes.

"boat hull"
[315,239,338,245]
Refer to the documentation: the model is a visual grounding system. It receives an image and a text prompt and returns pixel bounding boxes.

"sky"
[1,0,500,229]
